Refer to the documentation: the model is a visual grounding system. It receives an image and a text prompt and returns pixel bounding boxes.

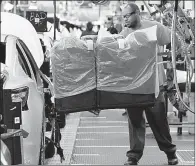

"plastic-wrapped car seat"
[50,37,96,112]
[51,26,158,113]
[96,26,157,109]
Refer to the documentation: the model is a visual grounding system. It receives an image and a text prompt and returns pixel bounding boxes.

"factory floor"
[45,108,195,165]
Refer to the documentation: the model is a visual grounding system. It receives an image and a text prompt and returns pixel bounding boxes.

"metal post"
[0,0,3,12]
[0,76,3,126]
[0,5,4,123]
[66,0,68,11]
[53,0,56,41]
[182,0,185,9]
[99,4,101,18]
[14,0,17,14]
[177,93,183,135]
[24,8,27,18]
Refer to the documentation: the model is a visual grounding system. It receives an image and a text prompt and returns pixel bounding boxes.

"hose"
[91,0,108,5]
[171,0,194,114]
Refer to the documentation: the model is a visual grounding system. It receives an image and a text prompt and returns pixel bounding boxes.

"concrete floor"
[46,108,195,165]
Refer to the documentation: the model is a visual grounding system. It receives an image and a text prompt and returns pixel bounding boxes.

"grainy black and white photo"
[0,0,195,165]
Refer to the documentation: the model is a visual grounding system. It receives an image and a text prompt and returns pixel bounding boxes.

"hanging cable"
[91,0,108,5]
[171,0,194,114]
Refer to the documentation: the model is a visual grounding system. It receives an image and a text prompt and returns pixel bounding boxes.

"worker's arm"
[156,22,181,49]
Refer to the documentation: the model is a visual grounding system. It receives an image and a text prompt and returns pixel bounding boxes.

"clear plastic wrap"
[51,26,158,100]
[50,37,96,98]
[96,26,158,94]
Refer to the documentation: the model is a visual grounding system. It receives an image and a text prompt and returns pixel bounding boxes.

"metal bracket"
[0,129,29,140]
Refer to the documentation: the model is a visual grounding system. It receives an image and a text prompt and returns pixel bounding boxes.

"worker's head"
[86,22,93,31]
[122,3,141,28]
[106,17,114,28]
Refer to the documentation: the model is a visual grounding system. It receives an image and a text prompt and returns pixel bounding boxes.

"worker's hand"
[81,35,97,41]
[113,34,124,40]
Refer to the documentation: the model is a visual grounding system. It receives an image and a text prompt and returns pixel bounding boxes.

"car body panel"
[5,75,44,165]
[1,34,45,165]
[1,12,44,68]
[1,140,12,165]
